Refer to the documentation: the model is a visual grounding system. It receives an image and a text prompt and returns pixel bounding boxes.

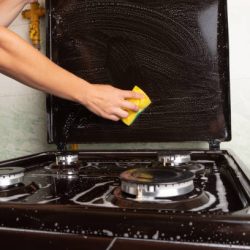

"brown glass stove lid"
[47,0,230,144]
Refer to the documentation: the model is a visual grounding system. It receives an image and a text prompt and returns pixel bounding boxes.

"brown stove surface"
[0,150,249,250]
[0,151,245,213]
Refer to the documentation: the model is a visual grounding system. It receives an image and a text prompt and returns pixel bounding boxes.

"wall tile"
[0,94,54,160]
[228,0,250,79]
[223,78,250,178]
[0,73,39,97]
[9,23,29,41]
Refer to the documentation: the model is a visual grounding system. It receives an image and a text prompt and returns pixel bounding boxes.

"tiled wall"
[0,0,249,177]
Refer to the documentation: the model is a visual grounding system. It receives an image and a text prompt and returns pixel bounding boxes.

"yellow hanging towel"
[122,85,152,126]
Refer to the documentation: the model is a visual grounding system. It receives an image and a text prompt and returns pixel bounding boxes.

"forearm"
[0,0,31,27]
[0,26,90,103]
[0,27,142,121]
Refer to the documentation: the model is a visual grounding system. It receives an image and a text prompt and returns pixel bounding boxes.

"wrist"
[71,79,92,105]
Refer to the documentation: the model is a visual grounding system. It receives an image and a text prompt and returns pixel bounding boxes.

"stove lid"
[46,0,231,145]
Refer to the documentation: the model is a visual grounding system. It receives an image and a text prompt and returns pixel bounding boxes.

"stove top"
[0,152,244,212]
[0,150,249,249]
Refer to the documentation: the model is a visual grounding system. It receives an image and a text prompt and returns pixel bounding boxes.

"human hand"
[80,84,144,121]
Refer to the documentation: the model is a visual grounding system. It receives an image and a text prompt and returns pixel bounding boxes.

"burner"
[0,167,25,188]
[0,182,39,200]
[159,154,191,166]
[45,153,80,176]
[120,168,195,199]
[111,187,210,210]
[56,154,79,166]
[0,167,39,201]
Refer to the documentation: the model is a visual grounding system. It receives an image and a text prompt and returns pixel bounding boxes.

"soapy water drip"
[60,109,81,149]
[38,197,60,204]
[190,192,216,212]
[209,170,229,212]
[0,193,30,202]
[70,181,117,207]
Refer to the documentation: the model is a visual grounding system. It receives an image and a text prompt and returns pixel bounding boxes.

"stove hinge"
[57,142,67,152]
[209,139,221,151]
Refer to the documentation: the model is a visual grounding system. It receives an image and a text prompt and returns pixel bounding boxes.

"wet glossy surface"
[0,152,244,212]
[0,150,249,249]
[47,0,230,144]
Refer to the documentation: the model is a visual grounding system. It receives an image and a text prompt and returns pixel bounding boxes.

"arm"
[0,26,141,121]
[0,0,37,27]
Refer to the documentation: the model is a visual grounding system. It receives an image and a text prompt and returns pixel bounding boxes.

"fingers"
[121,100,139,112]
[122,90,144,100]
[106,115,120,121]
[82,84,145,122]
[113,108,129,119]
[100,108,129,121]
[103,97,140,121]
[104,108,129,121]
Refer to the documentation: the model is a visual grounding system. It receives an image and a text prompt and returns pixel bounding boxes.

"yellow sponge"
[122,85,152,126]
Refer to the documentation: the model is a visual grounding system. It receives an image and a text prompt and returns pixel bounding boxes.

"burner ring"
[181,163,205,174]
[120,168,194,199]
[121,168,194,184]
[45,163,80,176]
[112,187,210,210]
[0,167,25,188]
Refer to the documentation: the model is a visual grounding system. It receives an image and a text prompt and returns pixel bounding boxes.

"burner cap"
[0,167,25,188]
[120,168,194,199]
[56,154,79,166]
[159,154,191,166]
[45,153,80,176]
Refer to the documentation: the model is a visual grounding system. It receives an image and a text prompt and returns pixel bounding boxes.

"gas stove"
[0,150,249,249]
[1,0,250,249]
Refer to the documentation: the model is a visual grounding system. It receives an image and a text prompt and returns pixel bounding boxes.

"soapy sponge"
[122,86,151,126]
